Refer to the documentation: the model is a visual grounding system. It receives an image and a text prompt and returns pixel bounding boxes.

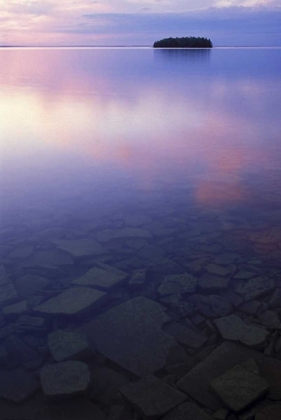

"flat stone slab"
[157,273,197,296]
[164,322,207,349]
[72,266,128,291]
[0,266,10,286]
[53,238,105,257]
[0,368,39,403]
[14,274,50,298]
[162,402,213,420]
[2,300,29,317]
[37,399,106,420]
[20,249,74,267]
[269,289,281,308]
[48,330,91,362]
[34,287,107,317]
[176,342,281,411]
[96,228,152,242]
[120,375,186,418]
[90,365,130,404]
[205,264,232,277]
[234,277,275,301]
[210,365,269,412]
[256,404,281,420]
[198,275,230,292]
[8,245,34,259]
[80,297,187,377]
[0,283,18,309]
[214,314,269,347]
[40,361,91,398]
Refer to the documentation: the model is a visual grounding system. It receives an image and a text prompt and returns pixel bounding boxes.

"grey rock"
[234,277,274,301]
[37,399,106,420]
[34,287,107,317]
[203,295,233,317]
[96,228,152,242]
[8,245,34,259]
[198,275,230,292]
[107,404,133,420]
[0,324,17,341]
[233,270,256,280]
[269,289,281,309]
[4,334,38,364]
[205,264,232,277]
[158,273,197,296]
[0,282,18,309]
[0,266,10,286]
[214,314,269,347]
[259,310,281,329]
[255,404,281,420]
[48,330,91,362]
[124,214,152,227]
[126,238,147,250]
[220,291,243,308]
[120,375,186,419]
[80,297,186,377]
[17,314,46,329]
[239,300,262,315]
[210,364,269,412]
[161,402,213,420]
[213,253,239,265]
[213,408,229,420]
[128,269,147,291]
[14,274,50,299]
[147,257,184,275]
[0,368,39,403]
[19,249,74,267]
[176,342,281,411]
[2,300,29,317]
[164,322,207,349]
[40,361,90,398]
[0,345,9,365]
[90,366,130,404]
[53,238,105,257]
[72,266,128,291]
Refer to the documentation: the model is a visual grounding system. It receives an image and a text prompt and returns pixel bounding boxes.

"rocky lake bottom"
[1,187,281,420]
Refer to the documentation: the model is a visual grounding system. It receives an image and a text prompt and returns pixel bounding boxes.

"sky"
[0,0,280,46]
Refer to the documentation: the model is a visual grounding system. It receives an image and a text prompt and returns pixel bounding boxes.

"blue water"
[0,49,281,411]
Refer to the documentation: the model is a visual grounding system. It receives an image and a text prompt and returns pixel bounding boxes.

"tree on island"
[153,37,213,48]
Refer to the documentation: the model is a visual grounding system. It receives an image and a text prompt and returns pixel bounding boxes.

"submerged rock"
[14,274,50,299]
[96,228,152,242]
[0,283,18,309]
[120,375,186,419]
[80,297,187,377]
[214,314,269,347]
[210,364,269,412]
[157,273,197,296]
[34,287,107,317]
[0,368,39,403]
[234,277,274,301]
[40,361,91,398]
[52,238,105,257]
[72,266,128,291]
[48,330,91,362]
[162,402,213,420]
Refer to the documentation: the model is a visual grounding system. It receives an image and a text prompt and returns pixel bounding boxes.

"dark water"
[0,48,281,417]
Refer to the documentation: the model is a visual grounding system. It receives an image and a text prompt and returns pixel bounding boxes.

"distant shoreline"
[0,46,281,49]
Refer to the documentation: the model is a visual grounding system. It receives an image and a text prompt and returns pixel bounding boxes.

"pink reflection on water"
[0,49,279,208]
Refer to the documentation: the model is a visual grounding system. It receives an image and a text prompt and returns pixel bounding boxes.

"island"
[153,37,213,48]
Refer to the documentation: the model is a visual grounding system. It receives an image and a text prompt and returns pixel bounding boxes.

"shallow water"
[0,48,281,417]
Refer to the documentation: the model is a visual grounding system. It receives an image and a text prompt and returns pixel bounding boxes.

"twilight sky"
[0,0,280,46]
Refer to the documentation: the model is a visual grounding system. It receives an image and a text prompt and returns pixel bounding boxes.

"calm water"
[1,48,281,409]
[0,48,281,230]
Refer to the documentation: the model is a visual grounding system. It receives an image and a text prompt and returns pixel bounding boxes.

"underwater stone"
[40,361,90,398]
[0,283,18,309]
[34,287,107,317]
[48,330,91,362]
[72,266,128,291]
[120,375,186,419]
[210,365,269,412]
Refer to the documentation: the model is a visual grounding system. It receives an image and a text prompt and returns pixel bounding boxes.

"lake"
[0,48,281,417]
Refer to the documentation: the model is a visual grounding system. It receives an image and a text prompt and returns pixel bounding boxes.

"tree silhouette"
[153,37,213,48]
